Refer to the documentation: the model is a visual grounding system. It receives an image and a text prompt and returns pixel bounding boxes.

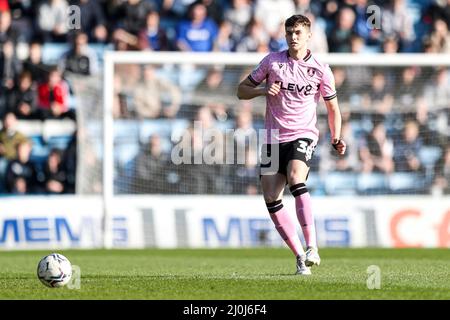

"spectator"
[382,35,400,53]
[293,0,322,17]
[157,0,197,21]
[269,22,289,52]
[368,71,394,117]
[7,70,38,119]
[112,0,155,50]
[321,119,359,173]
[235,18,269,52]
[42,148,67,194]
[0,40,22,97]
[359,122,394,174]
[231,145,259,194]
[176,2,218,52]
[394,120,423,172]
[112,74,128,118]
[23,41,49,84]
[432,145,450,195]
[133,134,171,193]
[350,34,366,53]
[422,0,450,33]
[190,67,233,120]
[71,0,108,43]
[423,67,450,141]
[232,108,254,159]
[305,12,329,53]
[8,0,36,43]
[213,20,235,52]
[328,6,356,52]
[224,0,253,45]
[332,67,350,104]
[254,0,295,37]
[197,0,224,25]
[37,0,70,43]
[428,18,450,53]
[0,112,28,161]
[5,140,38,193]
[381,0,415,51]
[424,67,450,110]
[37,67,70,119]
[114,0,155,36]
[133,65,181,119]
[396,67,422,110]
[59,31,99,76]
[138,10,170,51]
[0,9,21,45]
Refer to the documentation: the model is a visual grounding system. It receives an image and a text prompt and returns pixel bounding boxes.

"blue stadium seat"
[418,146,442,168]
[139,120,173,143]
[114,120,139,141]
[357,173,388,195]
[46,135,72,151]
[114,141,140,167]
[42,43,69,65]
[388,172,425,194]
[324,172,357,195]
[29,135,50,164]
[215,119,234,131]
[306,172,325,196]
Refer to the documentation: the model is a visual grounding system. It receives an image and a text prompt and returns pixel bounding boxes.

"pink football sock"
[290,183,317,249]
[267,200,304,258]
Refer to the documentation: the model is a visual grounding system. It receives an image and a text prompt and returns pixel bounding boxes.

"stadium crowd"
[0,0,449,195]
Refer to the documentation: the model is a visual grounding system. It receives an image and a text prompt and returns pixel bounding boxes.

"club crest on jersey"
[307,68,316,77]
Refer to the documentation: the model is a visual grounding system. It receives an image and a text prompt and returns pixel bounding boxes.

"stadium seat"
[356,173,388,195]
[115,141,140,167]
[114,120,139,140]
[418,146,442,168]
[139,120,173,143]
[170,119,190,140]
[388,172,425,194]
[324,172,357,196]
[42,43,69,65]
[306,172,325,196]
[29,135,50,164]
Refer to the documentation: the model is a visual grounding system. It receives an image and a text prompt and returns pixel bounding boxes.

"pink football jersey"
[248,50,336,144]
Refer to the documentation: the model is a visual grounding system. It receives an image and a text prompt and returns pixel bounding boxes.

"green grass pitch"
[0,248,449,299]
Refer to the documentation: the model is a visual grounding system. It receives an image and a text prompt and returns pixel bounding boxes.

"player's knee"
[289,182,308,197]
[287,171,306,185]
[263,192,281,204]
[265,199,283,214]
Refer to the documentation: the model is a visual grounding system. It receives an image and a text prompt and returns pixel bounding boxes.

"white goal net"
[92,52,450,196]
[70,52,450,246]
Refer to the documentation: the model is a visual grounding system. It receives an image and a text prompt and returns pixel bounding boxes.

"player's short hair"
[285,14,311,30]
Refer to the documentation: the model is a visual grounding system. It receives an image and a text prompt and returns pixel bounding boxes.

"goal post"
[98,51,450,248]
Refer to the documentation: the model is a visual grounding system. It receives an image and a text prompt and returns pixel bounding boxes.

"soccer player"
[236,14,346,275]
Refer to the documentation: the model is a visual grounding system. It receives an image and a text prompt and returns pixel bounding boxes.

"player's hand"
[267,81,281,96]
[332,138,346,155]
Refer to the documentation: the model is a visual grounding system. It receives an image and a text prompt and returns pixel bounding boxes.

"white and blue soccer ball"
[37,253,72,288]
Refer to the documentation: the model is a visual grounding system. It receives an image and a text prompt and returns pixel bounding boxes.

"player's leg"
[261,174,306,258]
[261,173,310,275]
[287,159,320,267]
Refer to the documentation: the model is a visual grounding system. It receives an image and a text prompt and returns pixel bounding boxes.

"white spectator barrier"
[0,195,448,250]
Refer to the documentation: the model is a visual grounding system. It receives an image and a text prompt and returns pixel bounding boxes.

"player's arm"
[237,77,280,100]
[324,97,346,155]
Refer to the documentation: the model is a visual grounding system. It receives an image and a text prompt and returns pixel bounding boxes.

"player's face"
[285,24,311,51]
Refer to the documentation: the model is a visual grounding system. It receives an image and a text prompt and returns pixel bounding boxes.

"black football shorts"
[260,138,316,177]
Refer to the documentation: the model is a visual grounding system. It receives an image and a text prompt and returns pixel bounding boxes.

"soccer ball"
[37,253,72,288]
